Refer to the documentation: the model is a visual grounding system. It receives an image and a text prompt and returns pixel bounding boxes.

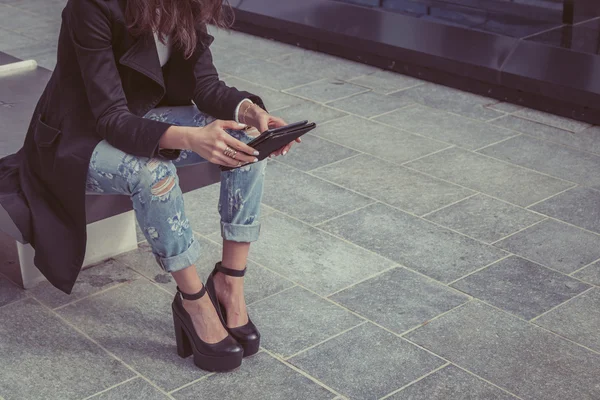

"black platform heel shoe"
[172,285,244,372]
[205,262,260,358]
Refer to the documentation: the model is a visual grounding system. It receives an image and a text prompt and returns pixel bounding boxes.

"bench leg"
[3,211,138,289]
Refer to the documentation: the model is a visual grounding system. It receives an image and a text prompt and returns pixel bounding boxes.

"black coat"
[0,0,263,294]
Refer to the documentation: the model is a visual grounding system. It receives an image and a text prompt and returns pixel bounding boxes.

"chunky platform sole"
[173,311,243,372]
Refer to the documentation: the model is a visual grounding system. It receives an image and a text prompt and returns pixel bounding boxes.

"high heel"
[205,262,260,357]
[172,285,243,372]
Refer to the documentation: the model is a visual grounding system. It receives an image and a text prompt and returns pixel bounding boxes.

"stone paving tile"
[5,41,57,60]
[274,101,348,125]
[0,298,133,400]
[315,115,450,164]
[328,91,413,118]
[480,134,600,189]
[0,28,37,52]
[57,280,209,392]
[262,162,373,225]
[486,101,524,114]
[406,147,574,207]
[494,219,600,274]
[392,83,505,121]
[451,256,590,320]
[534,288,600,352]
[573,261,600,286]
[30,258,139,309]
[491,115,600,156]
[13,20,61,42]
[424,194,545,243]
[0,4,54,31]
[530,186,600,234]
[348,70,424,94]
[0,274,26,308]
[275,134,357,171]
[288,323,445,400]
[88,378,170,400]
[320,203,507,283]
[222,58,321,91]
[513,108,592,132]
[375,105,516,150]
[249,213,393,295]
[249,286,363,358]
[269,50,378,80]
[313,154,474,216]
[285,79,369,103]
[172,352,336,400]
[208,28,300,60]
[222,76,306,111]
[389,365,518,400]
[330,267,469,334]
[405,301,600,400]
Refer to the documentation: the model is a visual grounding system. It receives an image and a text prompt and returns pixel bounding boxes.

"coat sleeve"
[193,41,266,120]
[66,0,172,158]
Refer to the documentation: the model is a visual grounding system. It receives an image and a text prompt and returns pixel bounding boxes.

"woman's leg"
[146,105,267,328]
[86,140,228,344]
[216,137,267,328]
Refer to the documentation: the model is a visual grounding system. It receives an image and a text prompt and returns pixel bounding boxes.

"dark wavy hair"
[126,0,232,58]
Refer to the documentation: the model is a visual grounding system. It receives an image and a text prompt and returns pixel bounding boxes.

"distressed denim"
[86,105,267,273]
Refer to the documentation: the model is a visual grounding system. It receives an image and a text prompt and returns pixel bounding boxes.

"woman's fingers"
[223,134,259,159]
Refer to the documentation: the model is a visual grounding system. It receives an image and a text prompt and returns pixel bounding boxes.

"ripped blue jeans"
[85,105,267,273]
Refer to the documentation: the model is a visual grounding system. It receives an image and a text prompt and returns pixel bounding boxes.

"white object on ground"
[0,60,38,76]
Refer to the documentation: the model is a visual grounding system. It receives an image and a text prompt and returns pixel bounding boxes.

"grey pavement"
[2,1,600,399]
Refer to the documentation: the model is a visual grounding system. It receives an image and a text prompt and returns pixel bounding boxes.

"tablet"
[221,120,317,171]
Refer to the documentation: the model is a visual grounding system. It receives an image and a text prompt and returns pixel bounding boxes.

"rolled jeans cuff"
[155,238,202,273]
[221,221,261,243]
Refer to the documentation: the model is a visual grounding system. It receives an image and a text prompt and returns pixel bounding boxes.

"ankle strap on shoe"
[215,262,246,277]
[177,285,206,301]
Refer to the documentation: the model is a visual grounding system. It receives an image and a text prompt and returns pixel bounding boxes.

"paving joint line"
[399,300,474,338]
[451,364,526,400]
[283,321,369,361]
[529,286,596,323]
[80,376,139,400]
[468,298,600,357]
[379,81,427,96]
[419,192,480,219]
[324,264,399,298]
[569,256,600,278]
[260,348,346,398]
[168,372,214,395]
[367,103,415,120]
[489,218,549,245]
[524,185,579,210]
[472,133,522,152]
[312,200,378,227]
[445,254,513,287]
[51,280,136,311]
[486,118,600,160]
[378,362,450,400]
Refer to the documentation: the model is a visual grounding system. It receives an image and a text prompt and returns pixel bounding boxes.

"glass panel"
[332,0,600,38]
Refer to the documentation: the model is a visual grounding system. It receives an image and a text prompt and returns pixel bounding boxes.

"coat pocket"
[34,116,62,148]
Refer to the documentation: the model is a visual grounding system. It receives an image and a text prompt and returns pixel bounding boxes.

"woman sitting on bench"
[0,0,299,372]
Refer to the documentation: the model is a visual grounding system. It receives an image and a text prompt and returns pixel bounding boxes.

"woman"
[0,0,298,372]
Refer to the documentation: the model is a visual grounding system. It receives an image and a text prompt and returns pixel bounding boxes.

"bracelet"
[242,102,253,125]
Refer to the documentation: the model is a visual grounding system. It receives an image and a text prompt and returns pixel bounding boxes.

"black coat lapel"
[119,32,165,89]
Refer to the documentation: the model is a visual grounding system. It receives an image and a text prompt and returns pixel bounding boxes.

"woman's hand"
[185,120,259,168]
[241,102,302,157]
